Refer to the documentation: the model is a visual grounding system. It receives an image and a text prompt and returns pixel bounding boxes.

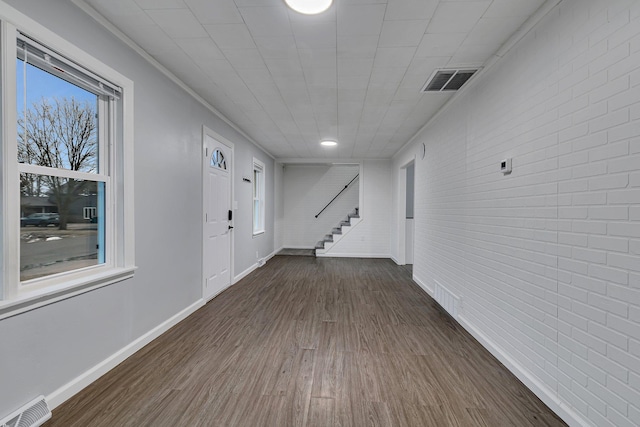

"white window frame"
[252,158,265,236]
[0,4,135,320]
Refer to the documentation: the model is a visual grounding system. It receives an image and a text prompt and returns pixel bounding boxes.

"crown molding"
[71,0,275,160]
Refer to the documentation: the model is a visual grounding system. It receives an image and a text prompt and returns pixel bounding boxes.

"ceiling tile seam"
[449,7,501,65]
[422,1,438,36]
[297,64,331,143]
[243,5,320,157]
[348,2,388,158]
[133,0,184,11]
[378,96,425,154]
[457,0,493,54]
[143,2,415,159]
[392,0,565,160]
[214,46,303,152]
[359,46,422,158]
[183,1,237,29]
[71,0,275,159]
[286,17,335,154]
[235,77,306,156]
[143,6,209,43]
[334,3,339,155]
[242,109,306,157]
[358,67,418,157]
[201,5,306,158]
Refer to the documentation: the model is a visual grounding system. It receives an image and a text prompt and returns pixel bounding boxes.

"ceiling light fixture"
[285,0,332,15]
[321,140,337,146]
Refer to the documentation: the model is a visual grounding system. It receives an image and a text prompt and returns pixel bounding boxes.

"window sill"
[0,266,136,321]
[252,230,265,238]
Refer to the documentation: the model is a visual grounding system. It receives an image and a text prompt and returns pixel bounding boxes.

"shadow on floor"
[276,248,315,256]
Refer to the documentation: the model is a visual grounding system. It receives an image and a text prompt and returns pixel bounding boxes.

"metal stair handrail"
[315,174,359,219]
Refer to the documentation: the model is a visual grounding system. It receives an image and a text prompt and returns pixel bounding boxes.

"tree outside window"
[16,44,107,282]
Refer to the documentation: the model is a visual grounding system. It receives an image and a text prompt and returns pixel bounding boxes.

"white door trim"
[397,157,415,265]
[202,125,234,301]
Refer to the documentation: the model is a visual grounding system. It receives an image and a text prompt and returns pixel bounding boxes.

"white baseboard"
[233,262,259,284]
[265,249,278,262]
[412,274,434,296]
[315,252,390,258]
[232,249,278,284]
[411,272,585,426]
[390,255,401,265]
[277,245,315,249]
[46,299,205,409]
[457,315,590,427]
[410,272,587,427]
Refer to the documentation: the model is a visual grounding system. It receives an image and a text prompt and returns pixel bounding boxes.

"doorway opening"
[405,161,415,266]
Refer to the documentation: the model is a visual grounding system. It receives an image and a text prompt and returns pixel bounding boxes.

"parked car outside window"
[20,213,60,227]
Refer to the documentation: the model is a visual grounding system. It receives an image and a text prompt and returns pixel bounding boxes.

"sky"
[16,58,96,114]
[17,58,99,173]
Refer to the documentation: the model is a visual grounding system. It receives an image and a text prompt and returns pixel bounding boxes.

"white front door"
[203,131,232,301]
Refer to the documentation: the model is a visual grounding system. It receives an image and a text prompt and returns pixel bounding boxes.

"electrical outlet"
[501,158,512,174]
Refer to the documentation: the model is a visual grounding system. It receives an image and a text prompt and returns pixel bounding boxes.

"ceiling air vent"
[422,68,479,92]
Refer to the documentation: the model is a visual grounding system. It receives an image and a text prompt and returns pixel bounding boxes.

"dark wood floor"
[46,257,566,426]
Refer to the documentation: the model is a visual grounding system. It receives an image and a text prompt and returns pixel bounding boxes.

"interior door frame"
[202,125,234,301]
[397,156,415,265]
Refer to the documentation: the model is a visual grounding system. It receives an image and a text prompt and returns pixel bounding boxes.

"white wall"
[324,159,392,258]
[282,164,359,248]
[274,162,284,252]
[0,0,273,418]
[233,141,275,275]
[391,157,416,265]
[405,219,414,264]
[393,1,640,426]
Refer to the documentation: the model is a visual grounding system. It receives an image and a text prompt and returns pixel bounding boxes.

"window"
[1,13,134,317]
[83,207,98,221]
[252,158,265,236]
[211,148,227,170]
[17,35,109,282]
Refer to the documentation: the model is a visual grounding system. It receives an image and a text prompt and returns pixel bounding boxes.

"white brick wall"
[325,159,392,257]
[393,0,640,425]
[281,164,359,248]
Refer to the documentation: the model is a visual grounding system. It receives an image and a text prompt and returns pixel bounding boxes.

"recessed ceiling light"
[285,0,332,15]
[321,140,337,146]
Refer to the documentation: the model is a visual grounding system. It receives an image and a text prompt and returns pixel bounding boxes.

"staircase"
[315,208,360,256]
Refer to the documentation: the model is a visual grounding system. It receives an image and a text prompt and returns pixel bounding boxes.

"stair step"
[315,207,359,257]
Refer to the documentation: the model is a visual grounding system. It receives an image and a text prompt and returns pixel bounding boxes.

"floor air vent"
[0,396,51,427]
[422,68,479,92]
[434,281,460,318]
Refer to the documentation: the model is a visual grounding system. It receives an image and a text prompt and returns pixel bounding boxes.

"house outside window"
[252,158,265,236]
[0,15,134,318]
[83,207,98,221]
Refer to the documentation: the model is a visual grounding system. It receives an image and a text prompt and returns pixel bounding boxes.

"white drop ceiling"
[82,0,547,159]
